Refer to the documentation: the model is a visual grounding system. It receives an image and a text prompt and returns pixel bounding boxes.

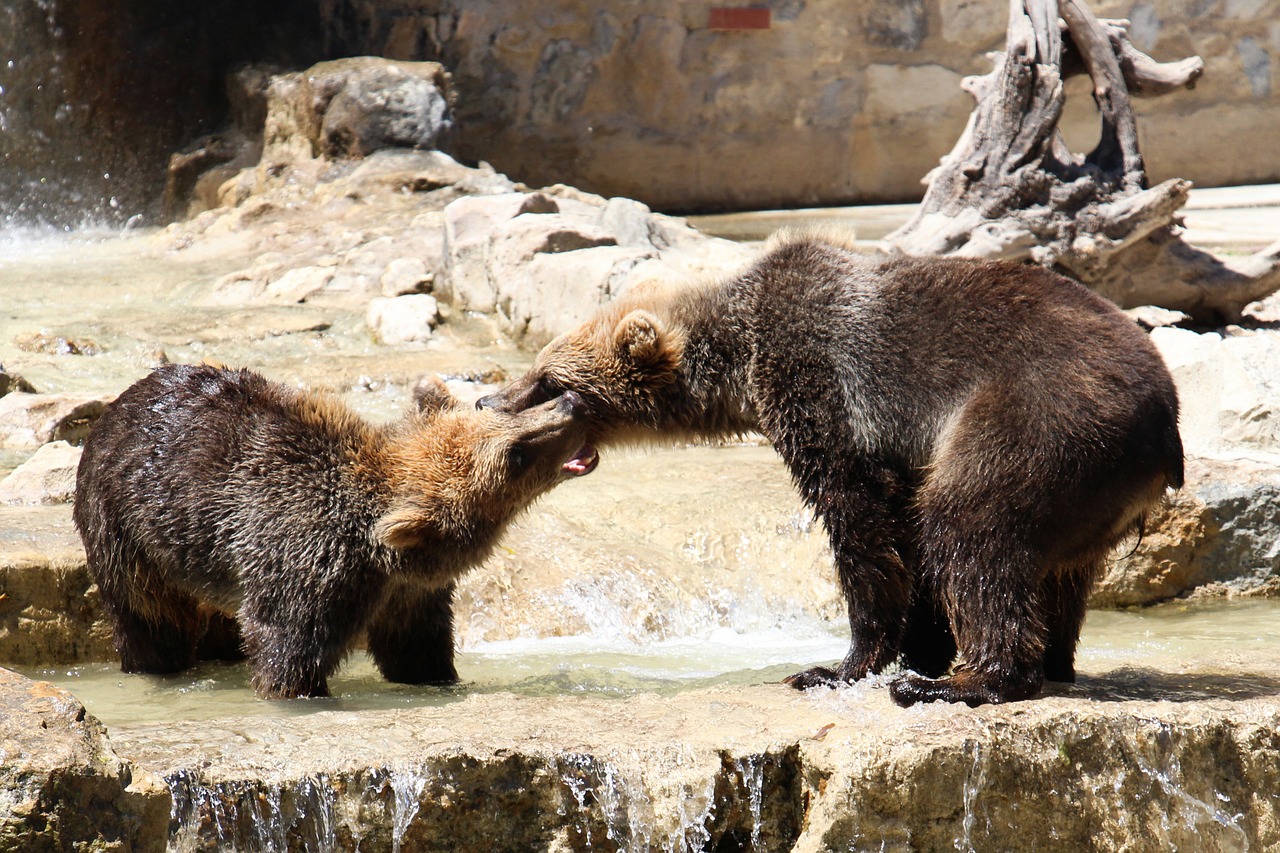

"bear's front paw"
[783,665,843,690]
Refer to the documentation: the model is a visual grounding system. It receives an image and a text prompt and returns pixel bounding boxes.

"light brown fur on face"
[480,235,1184,708]
[74,364,595,699]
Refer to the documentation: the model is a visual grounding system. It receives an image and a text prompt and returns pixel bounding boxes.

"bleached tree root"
[882,0,1277,324]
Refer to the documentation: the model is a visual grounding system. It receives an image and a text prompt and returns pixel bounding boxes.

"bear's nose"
[557,389,586,416]
[475,394,496,411]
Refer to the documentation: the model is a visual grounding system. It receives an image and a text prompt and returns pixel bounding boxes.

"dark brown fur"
[480,236,1184,707]
[74,364,594,699]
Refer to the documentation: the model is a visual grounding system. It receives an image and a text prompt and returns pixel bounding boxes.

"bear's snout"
[555,389,586,417]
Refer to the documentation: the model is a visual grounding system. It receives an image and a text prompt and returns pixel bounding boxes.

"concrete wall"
[334,0,1280,211]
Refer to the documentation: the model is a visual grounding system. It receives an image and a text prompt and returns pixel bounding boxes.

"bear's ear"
[613,310,665,364]
[374,503,439,550]
[412,375,457,416]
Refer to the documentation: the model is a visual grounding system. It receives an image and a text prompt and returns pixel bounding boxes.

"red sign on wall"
[708,7,772,30]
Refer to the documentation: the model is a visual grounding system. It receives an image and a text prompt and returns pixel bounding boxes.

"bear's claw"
[783,665,844,690]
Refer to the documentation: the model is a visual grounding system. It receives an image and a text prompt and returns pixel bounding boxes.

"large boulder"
[441,188,752,344]
[262,57,453,167]
[1099,453,1280,606]
[0,668,169,852]
[1152,326,1280,454]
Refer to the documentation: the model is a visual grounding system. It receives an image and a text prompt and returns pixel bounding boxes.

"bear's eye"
[538,376,564,401]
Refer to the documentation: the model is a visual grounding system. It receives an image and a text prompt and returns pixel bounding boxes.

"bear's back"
[77,365,386,597]
[731,238,1179,467]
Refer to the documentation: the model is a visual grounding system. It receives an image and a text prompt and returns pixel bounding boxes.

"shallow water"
[5,224,1280,736]
[21,600,1280,728]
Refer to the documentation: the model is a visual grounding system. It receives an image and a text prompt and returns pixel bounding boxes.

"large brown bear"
[479,234,1183,707]
[74,364,598,699]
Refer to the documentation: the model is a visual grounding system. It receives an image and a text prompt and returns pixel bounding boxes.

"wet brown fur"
[481,236,1184,707]
[74,364,589,698]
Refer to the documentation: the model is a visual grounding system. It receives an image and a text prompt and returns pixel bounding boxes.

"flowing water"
[19,599,1280,728]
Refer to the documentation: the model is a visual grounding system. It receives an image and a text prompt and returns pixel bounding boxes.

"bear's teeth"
[562,445,599,477]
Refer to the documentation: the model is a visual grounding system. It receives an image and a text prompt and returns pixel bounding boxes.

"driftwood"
[881,0,1280,324]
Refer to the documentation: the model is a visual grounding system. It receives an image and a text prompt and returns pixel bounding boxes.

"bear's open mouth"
[562,444,599,477]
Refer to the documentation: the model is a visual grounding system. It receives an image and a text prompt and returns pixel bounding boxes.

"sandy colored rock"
[366,294,441,345]
[107,662,1280,852]
[1099,453,1280,607]
[380,257,434,296]
[1152,326,1280,453]
[0,442,81,506]
[0,668,169,852]
[0,392,108,448]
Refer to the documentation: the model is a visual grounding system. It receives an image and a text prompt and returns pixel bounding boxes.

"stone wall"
[4,1,1279,223]
[330,0,1280,210]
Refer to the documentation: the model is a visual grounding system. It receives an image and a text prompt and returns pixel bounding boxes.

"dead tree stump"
[881,0,1280,324]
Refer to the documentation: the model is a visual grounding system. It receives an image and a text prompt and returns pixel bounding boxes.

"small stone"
[13,333,102,356]
[265,266,335,303]
[366,294,440,345]
[0,367,36,396]
[0,393,109,448]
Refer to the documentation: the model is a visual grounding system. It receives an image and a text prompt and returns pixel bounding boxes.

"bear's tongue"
[562,444,599,477]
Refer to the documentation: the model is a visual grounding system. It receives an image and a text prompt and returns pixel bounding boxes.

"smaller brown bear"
[73,364,598,699]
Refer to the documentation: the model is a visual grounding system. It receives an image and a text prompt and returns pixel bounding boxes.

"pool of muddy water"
[20,599,1280,727]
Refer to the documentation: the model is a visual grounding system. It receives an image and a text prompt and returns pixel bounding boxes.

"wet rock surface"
[0,668,168,852]
[100,654,1280,852]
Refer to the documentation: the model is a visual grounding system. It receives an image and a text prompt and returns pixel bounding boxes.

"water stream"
[19,599,1280,728]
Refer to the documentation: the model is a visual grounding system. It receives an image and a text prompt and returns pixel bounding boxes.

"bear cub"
[74,364,598,699]
[480,234,1184,708]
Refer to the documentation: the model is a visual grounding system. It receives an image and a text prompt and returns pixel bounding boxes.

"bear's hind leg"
[1040,559,1102,683]
[898,578,958,680]
[195,610,246,663]
[240,590,372,699]
[108,593,204,675]
[890,534,1048,708]
[367,582,458,685]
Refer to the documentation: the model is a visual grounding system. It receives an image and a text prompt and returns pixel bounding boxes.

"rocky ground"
[3,58,1280,852]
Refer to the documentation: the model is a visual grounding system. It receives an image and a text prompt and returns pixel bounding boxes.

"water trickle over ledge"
[6,651,1280,852]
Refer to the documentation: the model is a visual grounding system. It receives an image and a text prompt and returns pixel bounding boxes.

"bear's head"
[476,305,684,443]
[376,379,597,552]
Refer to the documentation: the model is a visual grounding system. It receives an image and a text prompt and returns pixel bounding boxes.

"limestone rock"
[1152,326,1280,454]
[1099,453,1280,607]
[263,266,335,303]
[0,506,115,666]
[262,57,453,168]
[0,393,108,448]
[503,244,656,345]
[380,257,434,297]
[441,189,751,343]
[0,368,35,397]
[0,442,81,506]
[108,676,1280,852]
[443,191,561,312]
[366,294,441,345]
[0,668,169,852]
